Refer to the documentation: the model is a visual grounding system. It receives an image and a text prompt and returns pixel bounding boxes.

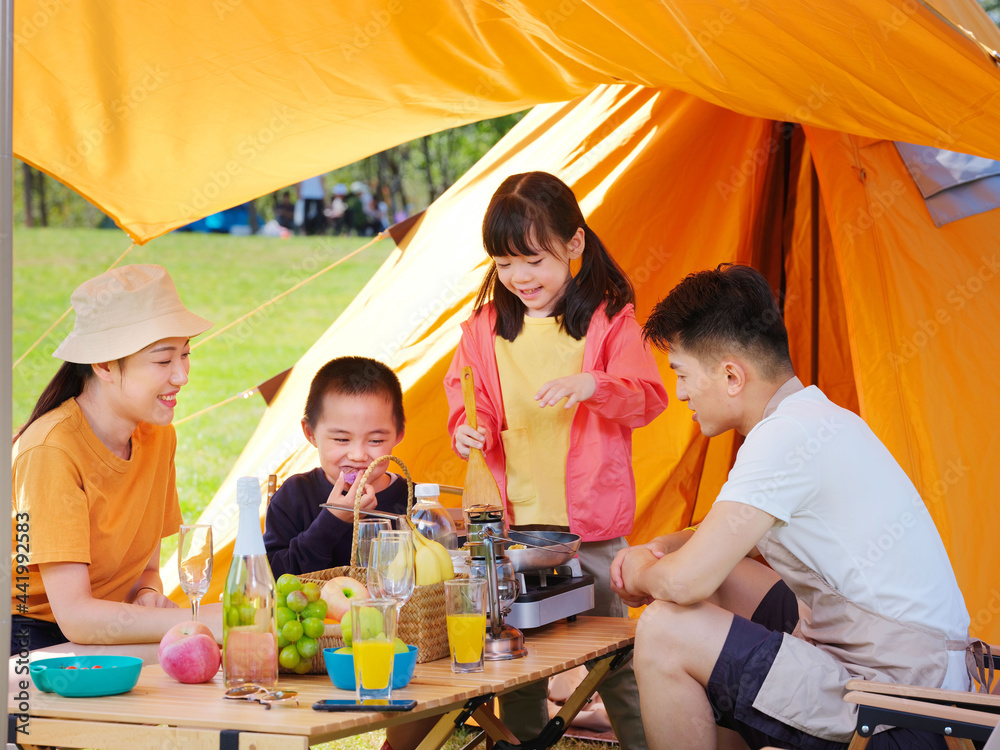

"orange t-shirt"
[11,398,183,622]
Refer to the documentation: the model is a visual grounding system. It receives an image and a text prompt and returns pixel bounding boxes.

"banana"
[387,545,411,582]
[406,518,455,582]
[414,545,442,585]
[428,538,455,580]
[408,520,441,584]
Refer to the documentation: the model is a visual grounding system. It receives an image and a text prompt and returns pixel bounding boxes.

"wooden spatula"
[460,366,504,512]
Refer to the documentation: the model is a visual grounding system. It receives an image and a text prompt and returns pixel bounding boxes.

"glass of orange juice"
[445,578,488,673]
[350,598,398,701]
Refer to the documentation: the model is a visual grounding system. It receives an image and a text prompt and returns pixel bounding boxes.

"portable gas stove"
[506,557,595,630]
[462,505,599,659]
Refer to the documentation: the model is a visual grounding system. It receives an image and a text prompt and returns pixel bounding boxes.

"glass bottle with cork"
[223,476,279,689]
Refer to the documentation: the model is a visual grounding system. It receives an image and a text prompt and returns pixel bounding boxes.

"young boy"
[264,356,406,577]
[612,264,971,750]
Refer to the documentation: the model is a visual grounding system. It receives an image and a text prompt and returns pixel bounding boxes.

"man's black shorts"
[704,580,949,750]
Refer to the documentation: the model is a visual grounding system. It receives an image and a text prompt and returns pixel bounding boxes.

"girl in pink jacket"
[444,171,667,749]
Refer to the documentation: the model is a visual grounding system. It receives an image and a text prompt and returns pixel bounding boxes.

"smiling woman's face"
[110,337,192,427]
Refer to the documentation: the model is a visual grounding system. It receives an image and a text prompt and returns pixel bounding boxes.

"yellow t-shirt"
[11,398,183,622]
[494,316,586,526]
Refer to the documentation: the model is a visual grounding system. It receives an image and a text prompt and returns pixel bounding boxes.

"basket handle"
[347,455,415,566]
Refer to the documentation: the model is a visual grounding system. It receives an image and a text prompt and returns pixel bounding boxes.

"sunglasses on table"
[223,684,299,709]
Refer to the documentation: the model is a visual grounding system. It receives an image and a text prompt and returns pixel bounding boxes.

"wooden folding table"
[7,616,636,750]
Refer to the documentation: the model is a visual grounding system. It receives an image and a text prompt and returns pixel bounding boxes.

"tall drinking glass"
[445,578,487,673]
[356,519,391,568]
[368,532,414,609]
[178,524,213,621]
[351,598,398,702]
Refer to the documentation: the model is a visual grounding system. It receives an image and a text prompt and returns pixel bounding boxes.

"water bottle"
[223,476,279,688]
[411,483,458,550]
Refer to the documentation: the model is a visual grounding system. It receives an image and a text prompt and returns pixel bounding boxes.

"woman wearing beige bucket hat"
[11,264,222,658]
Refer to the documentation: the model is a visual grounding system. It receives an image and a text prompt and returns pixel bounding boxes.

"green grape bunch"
[275,573,328,673]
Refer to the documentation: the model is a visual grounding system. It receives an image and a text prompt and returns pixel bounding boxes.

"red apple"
[320,577,370,622]
[158,621,221,684]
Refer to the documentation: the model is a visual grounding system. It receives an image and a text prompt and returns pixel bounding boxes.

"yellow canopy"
[12,0,1000,640]
[13,0,1000,242]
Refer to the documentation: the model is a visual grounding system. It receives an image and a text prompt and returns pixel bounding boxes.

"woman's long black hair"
[473,172,634,341]
[13,362,94,444]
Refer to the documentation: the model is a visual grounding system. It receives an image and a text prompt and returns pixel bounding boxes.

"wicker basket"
[282,455,450,673]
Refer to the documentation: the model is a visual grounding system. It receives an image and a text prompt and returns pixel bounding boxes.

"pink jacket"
[444,302,668,541]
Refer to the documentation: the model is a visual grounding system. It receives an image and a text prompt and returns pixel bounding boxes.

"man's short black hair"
[303,356,405,432]
[644,264,793,379]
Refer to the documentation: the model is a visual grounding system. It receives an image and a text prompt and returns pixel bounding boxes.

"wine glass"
[368,532,415,611]
[355,518,391,568]
[178,524,213,621]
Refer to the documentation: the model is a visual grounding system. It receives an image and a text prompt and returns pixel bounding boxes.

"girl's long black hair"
[473,172,634,341]
[13,362,94,444]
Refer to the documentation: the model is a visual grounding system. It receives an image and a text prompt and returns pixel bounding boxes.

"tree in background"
[14,163,110,228]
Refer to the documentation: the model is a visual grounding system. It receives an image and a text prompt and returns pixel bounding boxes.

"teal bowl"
[323,645,417,691]
[29,655,143,697]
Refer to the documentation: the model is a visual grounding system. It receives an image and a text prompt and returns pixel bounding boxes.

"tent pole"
[2,0,14,740]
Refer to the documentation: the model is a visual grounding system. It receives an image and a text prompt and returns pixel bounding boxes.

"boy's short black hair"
[303,356,405,432]
[644,264,793,379]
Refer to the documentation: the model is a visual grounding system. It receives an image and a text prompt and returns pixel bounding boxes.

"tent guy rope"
[173,386,259,426]
[190,231,386,350]
[11,231,383,369]
[11,240,137,369]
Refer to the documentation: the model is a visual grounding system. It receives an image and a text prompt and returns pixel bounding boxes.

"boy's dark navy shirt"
[263,467,409,577]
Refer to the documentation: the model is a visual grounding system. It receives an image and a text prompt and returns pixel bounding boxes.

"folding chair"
[844,644,1000,749]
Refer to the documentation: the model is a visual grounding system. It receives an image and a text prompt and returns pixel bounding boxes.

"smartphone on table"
[313,699,417,712]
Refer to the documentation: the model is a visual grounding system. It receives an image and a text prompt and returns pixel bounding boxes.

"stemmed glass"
[368,531,415,611]
[355,519,391,568]
[178,524,213,621]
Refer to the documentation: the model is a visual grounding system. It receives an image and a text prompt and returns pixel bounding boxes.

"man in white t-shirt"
[297,174,326,235]
[611,264,971,750]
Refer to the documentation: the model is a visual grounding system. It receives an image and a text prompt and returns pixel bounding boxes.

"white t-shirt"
[716,386,970,689]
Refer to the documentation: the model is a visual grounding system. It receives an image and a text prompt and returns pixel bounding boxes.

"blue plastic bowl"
[323,644,417,691]
[29,655,143,697]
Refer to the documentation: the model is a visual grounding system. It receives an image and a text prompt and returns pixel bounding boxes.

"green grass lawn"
[12,227,396,562]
